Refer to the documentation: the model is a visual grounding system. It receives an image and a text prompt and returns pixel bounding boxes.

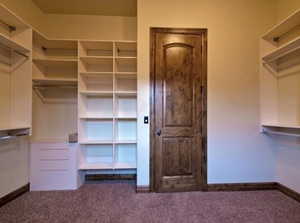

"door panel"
[164,43,193,127]
[151,28,207,192]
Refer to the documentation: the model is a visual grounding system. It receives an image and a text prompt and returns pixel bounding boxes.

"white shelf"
[115,91,137,97]
[78,40,137,172]
[0,33,30,54]
[80,90,113,96]
[114,140,137,144]
[262,9,300,44]
[33,77,77,84]
[79,41,113,57]
[262,36,300,64]
[0,126,30,132]
[33,31,77,50]
[79,163,113,170]
[262,123,300,129]
[114,162,136,169]
[115,57,137,59]
[33,58,77,63]
[80,71,114,75]
[79,140,113,145]
[116,117,137,120]
[79,116,113,120]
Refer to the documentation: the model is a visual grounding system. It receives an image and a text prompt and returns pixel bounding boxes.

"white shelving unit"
[78,40,137,171]
[0,4,32,132]
[30,32,81,191]
[32,31,78,104]
[260,9,300,137]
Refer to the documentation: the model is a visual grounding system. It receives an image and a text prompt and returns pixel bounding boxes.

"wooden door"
[150,28,207,192]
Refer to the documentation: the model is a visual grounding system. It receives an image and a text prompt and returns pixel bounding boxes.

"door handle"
[156,129,161,136]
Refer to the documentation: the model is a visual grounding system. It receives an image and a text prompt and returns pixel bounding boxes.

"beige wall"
[0,1,137,41]
[44,14,136,40]
[137,0,277,185]
[277,0,300,21]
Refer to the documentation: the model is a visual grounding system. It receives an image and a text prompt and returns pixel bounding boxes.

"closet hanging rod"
[0,135,17,141]
[0,42,29,59]
[0,20,16,32]
[262,128,300,137]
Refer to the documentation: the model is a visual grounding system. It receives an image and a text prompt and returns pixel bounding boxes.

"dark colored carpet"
[1,182,300,223]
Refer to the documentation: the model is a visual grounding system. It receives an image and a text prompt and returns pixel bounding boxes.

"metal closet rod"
[0,135,17,141]
[0,19,16,32]
[262,128,300,137]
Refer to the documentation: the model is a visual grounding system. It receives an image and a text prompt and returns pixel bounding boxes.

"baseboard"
[85,174,136,181]
[276,183,300,202]
[136,186,151,193]
[207,182,277,191]
[0,183,30,208]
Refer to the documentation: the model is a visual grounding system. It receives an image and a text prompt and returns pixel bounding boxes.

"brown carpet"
[1,182,300,223]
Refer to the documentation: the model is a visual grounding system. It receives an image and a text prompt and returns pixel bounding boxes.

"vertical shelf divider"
[112,41,116,170]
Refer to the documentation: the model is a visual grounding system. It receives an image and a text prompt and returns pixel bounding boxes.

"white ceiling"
[32,0,137,17]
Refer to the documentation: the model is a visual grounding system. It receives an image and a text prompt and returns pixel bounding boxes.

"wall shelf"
[33,77,77,84]
[262,123,300,129]
[79,116,113,120]
[262,9,300,45]
[79,41,113,57]
[78,40,137,172]
[0,33,30,55]
[79,140,114,145]
[114,163,136,169]
[115,91,137,97]
[261,124,300,137]
[262,36,300,65]
[0,4,32,131]
[79,90,114,96]
[260,9,300,130]
[114,140,137,144]
[79,163,113,170]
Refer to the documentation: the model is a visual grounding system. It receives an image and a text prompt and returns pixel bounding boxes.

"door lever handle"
[156,129,161,136]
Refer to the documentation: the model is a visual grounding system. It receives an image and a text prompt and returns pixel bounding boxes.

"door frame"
[149,27,208,192]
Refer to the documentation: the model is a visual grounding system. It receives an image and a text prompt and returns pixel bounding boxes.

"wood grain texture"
[0,183,30,208]
[150,28,207,192]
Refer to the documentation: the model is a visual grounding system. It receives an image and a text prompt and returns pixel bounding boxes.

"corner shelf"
[261,124,300,137]
[262,123,300,129]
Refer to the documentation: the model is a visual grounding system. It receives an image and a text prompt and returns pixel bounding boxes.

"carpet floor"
[1,182,300,223]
